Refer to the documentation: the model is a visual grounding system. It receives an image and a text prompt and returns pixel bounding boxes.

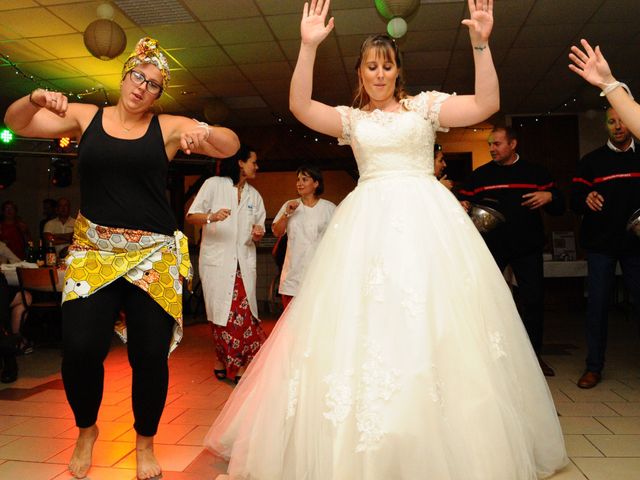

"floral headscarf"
[122,37,170,89]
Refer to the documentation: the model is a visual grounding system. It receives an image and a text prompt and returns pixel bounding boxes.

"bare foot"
[136,434,162,479]
[68,425,99,478]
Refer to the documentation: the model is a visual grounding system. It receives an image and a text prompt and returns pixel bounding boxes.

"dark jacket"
[571,144,640,254]
[459,157,565,258]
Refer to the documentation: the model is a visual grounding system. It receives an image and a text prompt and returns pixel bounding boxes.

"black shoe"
[537,356,555,377]
[214,368,227,380]
[1,355,18,383]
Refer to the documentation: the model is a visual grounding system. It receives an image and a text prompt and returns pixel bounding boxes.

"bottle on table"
[36,240,45,267]
[25,240,36,263]
[45,241,57,267]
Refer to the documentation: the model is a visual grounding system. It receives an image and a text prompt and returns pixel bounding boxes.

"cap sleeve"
[334,105,352,146]
[400,91,454,132]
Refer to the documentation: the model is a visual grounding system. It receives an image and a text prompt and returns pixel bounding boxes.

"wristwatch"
[206,213,212,224]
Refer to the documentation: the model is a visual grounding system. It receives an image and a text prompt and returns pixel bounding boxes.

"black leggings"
[61,278,174,436]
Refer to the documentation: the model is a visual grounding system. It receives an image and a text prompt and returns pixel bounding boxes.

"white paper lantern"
[96,2,115,20]
[387,17,408,38]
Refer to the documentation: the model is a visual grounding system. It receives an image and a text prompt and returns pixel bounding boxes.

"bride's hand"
[568,39,616,88]
[462,0,493,46]
[300,0,334,47]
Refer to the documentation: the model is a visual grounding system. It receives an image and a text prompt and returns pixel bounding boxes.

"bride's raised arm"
[289,0,343,137]
[439,0,499,128]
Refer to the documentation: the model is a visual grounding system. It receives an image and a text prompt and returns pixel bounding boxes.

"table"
[1,265,66,291]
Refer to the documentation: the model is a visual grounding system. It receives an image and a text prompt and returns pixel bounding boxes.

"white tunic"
[188,177,266,326]
[274,198,336,296]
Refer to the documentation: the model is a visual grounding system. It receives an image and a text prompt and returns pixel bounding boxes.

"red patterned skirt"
[212,267,266,378]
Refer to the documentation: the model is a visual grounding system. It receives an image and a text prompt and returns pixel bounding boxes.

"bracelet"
[473,44,487,51]
[28,90,44,108]
[193,119,211,140]
[600,81,634,99]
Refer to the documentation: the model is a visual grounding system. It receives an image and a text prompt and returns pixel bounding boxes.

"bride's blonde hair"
[352,35,407,109]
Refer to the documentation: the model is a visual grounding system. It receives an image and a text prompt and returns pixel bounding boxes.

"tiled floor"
[0,296,639,480]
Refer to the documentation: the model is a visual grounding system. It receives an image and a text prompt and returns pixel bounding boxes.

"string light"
[0,52,111,106]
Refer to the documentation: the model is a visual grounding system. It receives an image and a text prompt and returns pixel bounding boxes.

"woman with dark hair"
[0,200,31,259]
[206,1,567,479]
[434,143,453,190]
[272,164,336,308]
[186,145,267,383]
[4,36,239,480]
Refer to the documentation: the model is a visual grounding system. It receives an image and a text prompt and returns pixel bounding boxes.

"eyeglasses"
[128,70,163,95]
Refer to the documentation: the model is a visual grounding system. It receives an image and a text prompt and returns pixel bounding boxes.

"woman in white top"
[272,165,336,308]
[186,145,267,383]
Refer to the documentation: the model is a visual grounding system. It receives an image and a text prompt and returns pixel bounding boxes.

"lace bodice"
[336,91,451,181]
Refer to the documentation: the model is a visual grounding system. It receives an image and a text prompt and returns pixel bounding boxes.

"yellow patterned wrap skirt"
[62,213,192,354]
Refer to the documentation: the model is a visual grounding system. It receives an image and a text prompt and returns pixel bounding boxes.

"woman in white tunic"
[186,145,266,383]
[272,165,336,308]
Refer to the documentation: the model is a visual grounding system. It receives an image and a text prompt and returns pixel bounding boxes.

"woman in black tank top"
[4,37,239,480]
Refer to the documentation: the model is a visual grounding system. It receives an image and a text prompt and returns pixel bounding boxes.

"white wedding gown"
[204,91,568,480]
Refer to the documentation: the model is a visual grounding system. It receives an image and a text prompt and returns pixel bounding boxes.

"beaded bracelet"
[600,81,634,100]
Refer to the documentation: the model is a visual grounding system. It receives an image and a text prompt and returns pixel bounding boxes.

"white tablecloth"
[1,263,65,291]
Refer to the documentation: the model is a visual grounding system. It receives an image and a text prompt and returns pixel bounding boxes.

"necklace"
[116,109,136,133]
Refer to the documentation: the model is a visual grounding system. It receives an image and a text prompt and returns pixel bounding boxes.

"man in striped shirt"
[571,108,640,389]
[460,126,565,377]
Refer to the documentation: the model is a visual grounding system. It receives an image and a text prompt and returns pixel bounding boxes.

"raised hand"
[30,88,69,117]
[300,0,334,47]
[568,39,615,88]
[462,0,494,45]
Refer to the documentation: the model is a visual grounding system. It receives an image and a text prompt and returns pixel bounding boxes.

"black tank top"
[78,109,177,235]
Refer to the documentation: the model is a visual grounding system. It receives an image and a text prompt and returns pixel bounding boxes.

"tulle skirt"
[205,173,568,480]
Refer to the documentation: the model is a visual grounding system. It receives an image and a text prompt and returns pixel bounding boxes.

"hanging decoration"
[0,53,111,105]
[83,3,127,61]
[374,0,420,39]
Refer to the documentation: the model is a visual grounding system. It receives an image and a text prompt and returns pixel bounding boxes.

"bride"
[205,1,568,478]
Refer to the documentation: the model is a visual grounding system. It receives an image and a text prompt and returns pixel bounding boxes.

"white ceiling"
[0,0,639,141]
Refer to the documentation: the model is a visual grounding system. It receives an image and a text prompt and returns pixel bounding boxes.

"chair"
[16,267,62,346]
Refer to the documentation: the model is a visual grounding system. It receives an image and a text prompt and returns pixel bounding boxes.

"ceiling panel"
[183,0,261,20]
[31,34,90,59]
[526,0,604,25]
[48,2,136,31]
[224,41,285,64]
[0,0,37,9]
[0,39,56,63]
[333,8,387,36]
[144,23,214,48]
[1,8,77,37]
[265,13,301,41]
[205,17,274,45]
[190,65,247,85]
[239,61,292,81]
[169,46,233,69]
[513,24,583,48]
